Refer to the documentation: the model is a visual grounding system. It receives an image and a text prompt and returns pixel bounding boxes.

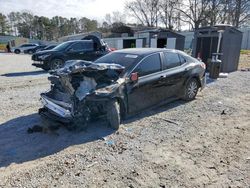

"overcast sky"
[0,0,131,22]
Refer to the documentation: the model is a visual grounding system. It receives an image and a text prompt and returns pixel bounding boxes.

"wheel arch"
[49,57,65,69]
[112,97,127,119]
[184,74,202,88]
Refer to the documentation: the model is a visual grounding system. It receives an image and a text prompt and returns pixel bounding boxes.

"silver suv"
[11,43,38,54]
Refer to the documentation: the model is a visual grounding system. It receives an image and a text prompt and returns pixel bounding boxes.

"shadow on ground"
[123,99,186,124]
[1,70,47,77]
[0,99,188,168]
[0,113,115,168]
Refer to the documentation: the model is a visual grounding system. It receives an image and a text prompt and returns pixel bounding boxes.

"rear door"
[126,53,168,114]
[66,42,86,60]
[83,42,107,61]
[161,52,189,97]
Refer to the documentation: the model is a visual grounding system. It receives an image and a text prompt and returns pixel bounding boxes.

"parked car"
[24,44,47,54]
[39,48,206,130]
[32,39,109,70]
[11,43,39,54]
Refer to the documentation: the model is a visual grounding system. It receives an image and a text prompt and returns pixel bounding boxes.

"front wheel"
[182,78,199,101]
[50,58,64,70]
[107,100,120,130]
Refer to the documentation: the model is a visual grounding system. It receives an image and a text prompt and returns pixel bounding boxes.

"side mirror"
[130,72,138,82]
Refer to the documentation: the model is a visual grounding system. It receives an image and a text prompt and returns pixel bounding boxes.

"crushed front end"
[39,60,125,128]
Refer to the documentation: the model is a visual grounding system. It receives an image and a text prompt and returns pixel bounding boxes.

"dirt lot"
[0,53,249,187]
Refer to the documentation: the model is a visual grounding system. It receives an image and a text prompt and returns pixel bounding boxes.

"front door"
[126,53,167,114]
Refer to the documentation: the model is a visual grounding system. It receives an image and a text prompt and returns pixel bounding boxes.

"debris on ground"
[240,68,250,71]
[0,54,249,187]
[221,110,227,115]
[219,73,228,78]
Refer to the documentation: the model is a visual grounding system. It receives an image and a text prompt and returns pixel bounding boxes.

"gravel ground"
[0,53,249,187]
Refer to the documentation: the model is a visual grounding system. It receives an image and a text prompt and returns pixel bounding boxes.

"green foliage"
[240,50,250,55]
[2,11,99,41]
[0,13,10,35]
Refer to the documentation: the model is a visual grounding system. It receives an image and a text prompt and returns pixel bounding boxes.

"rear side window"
[70,42,83,51]
[164,52,181,69]
[179,54,186,64]
[82,42,94,51]
[21,44,32,47]
[134,53,161,77]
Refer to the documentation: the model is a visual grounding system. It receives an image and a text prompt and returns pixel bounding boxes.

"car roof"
[21,43,38,45]
[113,48,179,57]
[65,40,93,44]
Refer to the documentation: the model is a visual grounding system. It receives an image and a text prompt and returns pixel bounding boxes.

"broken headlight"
[95,83,119,95]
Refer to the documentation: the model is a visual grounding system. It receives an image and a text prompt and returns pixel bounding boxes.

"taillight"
[200,62,206,70]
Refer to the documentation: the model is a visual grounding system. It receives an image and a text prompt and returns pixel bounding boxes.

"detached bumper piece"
[39,108,72,124]
[32,62,45,68]
[40,95,73,123]
[200,76,206,90]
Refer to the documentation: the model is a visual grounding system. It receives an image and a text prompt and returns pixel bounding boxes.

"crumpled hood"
[50,60,125,75]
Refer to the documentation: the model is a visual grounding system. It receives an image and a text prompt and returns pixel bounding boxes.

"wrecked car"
[39,48,206,130]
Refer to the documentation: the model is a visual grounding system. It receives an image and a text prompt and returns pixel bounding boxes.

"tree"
[159,0,182,30]
[176,0,211,30]
[125,0,160,27]
[205,0,250,28]
[79,17,98,32]
[0,13,9,35]
[231,0,250,27]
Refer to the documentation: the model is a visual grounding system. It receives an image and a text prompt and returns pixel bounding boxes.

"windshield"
[44,45,56,50]
[94,52,141,68]
[53,42,72,51]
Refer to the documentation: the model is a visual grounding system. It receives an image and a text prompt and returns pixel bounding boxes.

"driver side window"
[133,53,161,77]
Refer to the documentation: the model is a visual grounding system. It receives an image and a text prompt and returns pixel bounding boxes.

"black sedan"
[39,48,206,130]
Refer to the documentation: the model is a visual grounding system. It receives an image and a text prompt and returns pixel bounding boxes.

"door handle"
[159,75,166,80]
[157,76,166,84]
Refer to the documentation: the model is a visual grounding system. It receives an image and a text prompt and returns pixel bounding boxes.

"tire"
[182,78,199,101]
[14,49,20,54]
[28,49,33,54]
[107,100,120,130]
[49,58,64,70]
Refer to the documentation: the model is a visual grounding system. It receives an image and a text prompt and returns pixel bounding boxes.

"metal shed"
[192,25,243,72]
[134,29,185,50]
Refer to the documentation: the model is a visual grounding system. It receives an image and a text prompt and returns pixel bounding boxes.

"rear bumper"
[200,76,206,90]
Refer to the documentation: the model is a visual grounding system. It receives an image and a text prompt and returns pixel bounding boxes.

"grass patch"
[240,50,250,55]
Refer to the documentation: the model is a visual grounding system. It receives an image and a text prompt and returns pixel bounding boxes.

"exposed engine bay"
[39,60,125,128]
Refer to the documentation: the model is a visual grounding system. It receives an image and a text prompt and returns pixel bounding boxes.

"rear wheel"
[14,49,20,54]
[27,49,33,54]
[107,100,120,130]
[50,58,64,70]
[182,78,199,101]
